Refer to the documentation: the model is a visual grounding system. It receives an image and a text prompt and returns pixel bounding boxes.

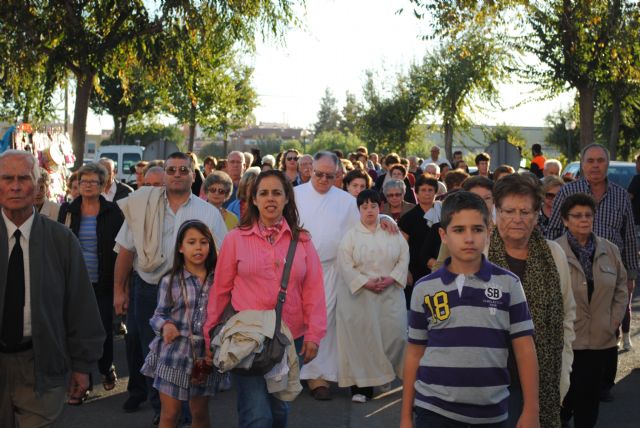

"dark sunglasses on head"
[165,166,191,176]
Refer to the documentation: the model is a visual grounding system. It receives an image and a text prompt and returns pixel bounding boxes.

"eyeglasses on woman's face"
[497,207,534,219]
[567,212,594,220]
[207,187,227,195]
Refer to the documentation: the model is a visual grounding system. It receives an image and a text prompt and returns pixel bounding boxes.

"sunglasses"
[208,187,227,195]
[165,166,191,176]
[287,156,299,162]
[545,192,557,200]
[314,171,336,180]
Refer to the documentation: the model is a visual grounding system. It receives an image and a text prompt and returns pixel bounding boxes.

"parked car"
[562,160,636,189]
[95,145,144,185]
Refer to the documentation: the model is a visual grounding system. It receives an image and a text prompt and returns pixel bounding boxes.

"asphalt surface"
[56,288,640,428]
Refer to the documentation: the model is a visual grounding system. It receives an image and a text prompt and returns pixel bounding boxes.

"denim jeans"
[132,272,161,413]
[232,337,304,428]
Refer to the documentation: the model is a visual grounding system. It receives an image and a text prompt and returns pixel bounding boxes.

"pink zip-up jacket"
[204,220,326,350]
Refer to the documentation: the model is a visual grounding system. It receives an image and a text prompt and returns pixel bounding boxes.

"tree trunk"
[120,115,128,145]
[188,102,196,152]
[112,116,121,145]
[577,84,595,150]
[223,132,229,156]
[443,120,454,161]
[608,95,621,160]
[72,71,95,168]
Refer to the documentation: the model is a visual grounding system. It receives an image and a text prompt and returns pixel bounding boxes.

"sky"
[87,0,574,134]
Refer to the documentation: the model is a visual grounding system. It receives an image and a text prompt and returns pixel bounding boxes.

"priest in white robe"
[295,152,359,400]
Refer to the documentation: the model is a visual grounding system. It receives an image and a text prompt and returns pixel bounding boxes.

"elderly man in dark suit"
[0,150,104,426]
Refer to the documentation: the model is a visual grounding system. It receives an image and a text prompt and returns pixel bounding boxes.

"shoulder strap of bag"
[274,235,298,333]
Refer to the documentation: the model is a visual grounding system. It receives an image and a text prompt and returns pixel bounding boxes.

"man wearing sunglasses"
[112,152,227,424]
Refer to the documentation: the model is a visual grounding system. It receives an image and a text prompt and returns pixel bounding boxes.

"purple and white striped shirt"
[408,257,534,424]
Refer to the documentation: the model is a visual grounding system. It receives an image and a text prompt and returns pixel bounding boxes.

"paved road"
[56,290,640,428]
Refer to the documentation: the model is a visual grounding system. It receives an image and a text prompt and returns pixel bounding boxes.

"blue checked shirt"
[545,177,638,277]
[148,270,213,383]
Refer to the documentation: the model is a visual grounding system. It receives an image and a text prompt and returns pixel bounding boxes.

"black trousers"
[562,347,617,428]
[93,285,114,376]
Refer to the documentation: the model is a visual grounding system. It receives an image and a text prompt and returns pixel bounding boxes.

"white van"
[95,145,144,185]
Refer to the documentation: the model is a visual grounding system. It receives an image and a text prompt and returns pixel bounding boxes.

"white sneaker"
[351,394,367,403]
[623,333,633,350]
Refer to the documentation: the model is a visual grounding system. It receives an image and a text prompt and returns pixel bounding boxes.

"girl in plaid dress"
[142,220,219,428]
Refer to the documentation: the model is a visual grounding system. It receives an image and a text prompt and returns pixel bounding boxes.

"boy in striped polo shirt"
[401,192,540,428]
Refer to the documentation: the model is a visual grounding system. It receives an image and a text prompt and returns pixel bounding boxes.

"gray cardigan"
[0,213,105,393]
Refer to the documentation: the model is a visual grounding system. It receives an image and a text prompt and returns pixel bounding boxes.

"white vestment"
[295,183,359,382]
[336,222,409,387]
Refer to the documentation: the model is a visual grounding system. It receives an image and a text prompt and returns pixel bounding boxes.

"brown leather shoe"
[311,386,332,401]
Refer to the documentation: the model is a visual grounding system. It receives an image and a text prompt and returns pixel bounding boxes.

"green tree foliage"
[544,108,581,161]
[339,91,362,134]
[0,43,60,123]
[483,124,527,148]
[159,6,259,153]
[0,0,298,166]
[202,64,258,156]
[411,31,509,160]
[359,71,425,155]
[407,0,640,153]
[314,88,341,135]
[307,130,366,155]
[115,121,184,149]
[91,55,161,145]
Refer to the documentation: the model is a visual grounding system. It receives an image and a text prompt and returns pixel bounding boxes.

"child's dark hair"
[440,191,489,229]
[356,188,382,208]
[165,220,217,305]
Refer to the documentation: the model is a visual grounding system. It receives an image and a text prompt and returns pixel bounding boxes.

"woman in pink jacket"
[204,170,326,428]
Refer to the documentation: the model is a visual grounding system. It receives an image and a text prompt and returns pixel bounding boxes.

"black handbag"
[211,235,298,376]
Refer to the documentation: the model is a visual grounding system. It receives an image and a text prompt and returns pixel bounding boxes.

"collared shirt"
[2,208,35,337]
[546,177,638,276]
[408,256,534,424]
[102,180,117,202]
[146,269,214,388]
[203,220,327,349]
[115,193,227,285]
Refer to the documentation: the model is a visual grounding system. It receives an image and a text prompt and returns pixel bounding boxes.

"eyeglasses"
[545,192,557,200]
[287,156,299,162]
[385,193,403,198]
[497,208,534,219]
[567,212,594,220]
[165,166,191,176]
[80,180,101,186]
[208,187,227,195]
[314,171,336,180]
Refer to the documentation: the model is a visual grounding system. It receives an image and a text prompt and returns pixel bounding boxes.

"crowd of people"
[0,142,637,428]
